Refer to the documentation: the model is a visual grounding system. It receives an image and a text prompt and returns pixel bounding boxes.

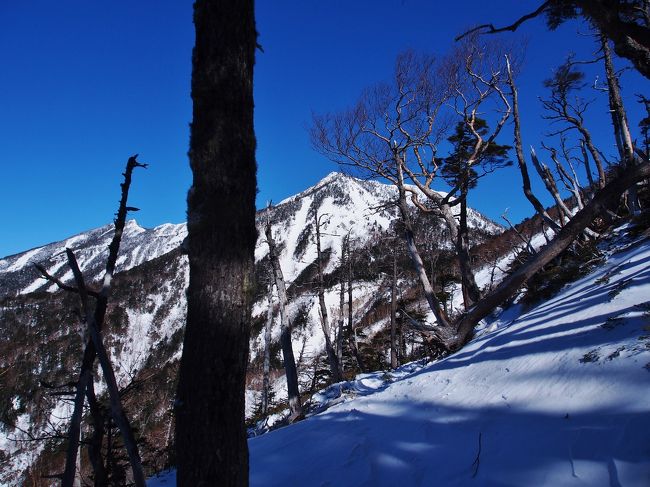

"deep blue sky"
[1,1,647,257]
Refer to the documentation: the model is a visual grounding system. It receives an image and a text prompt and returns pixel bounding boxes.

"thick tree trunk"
[176,1,257,485]
[264,222,303,420]
[314,211,343,383]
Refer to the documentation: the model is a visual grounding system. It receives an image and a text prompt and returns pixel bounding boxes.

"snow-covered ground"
[149,226,650,486]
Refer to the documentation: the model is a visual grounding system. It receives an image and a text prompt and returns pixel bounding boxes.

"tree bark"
[390,252,398,369]
[176,1,257,485]
[85,381,108,487]
[458,185,482,308]
[337,276,345,373]
[530,148,573,224]
[346,238,365,372]
[601,33,641,214]
[396,164,451,328]
[314,211,343,383]
[506,58,562,233]
[264,222,303,420]
[261,285,273,416]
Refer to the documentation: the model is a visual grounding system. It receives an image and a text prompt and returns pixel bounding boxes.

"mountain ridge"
[0,171,504,485]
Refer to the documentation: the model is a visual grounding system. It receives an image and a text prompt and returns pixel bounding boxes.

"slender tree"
[37,156,147,487]
[264,216,303,421]
[313,211,343,383]
[261,283,274,416]
[175,0,257,485]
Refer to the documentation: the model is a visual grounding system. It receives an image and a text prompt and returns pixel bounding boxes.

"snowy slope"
[0,220,187,298]
[150,225,650,487]
[1,172,504,485]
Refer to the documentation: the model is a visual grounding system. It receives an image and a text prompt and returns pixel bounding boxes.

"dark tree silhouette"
[457,1,650,79]
[175,0,257,485]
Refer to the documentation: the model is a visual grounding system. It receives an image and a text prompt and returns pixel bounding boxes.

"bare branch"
[455,2,551,40]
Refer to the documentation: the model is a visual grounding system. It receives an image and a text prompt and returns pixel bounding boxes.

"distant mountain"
[0,172,503,485]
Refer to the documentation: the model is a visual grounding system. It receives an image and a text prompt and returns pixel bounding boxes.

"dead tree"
[313,211,343,383]
[550,137,588,210]
[264,213,303,421]
[506,57,563,233]
[36,156,147,487]
[175,0,257,484]
[530,147,573,225]
[532,145,601,239]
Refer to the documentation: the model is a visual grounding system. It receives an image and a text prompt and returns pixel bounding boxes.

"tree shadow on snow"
[249,401,650,487]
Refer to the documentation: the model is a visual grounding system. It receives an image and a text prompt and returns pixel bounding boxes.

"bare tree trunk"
[337,277,345,373]
[458,186,481,307]
[314,211,343,383]
[67,250,146,487]
[580,127,607,189]
[176,1,257,484]
[85,381,108,487]
[406,177,481,311]
[346,239,365,372]
[264,222,303,420]
[62,156,146,487]
[553,144,586,210]
[390,252,398,369]
[261,285,273,416]
[601,32,641,214]
[506,57,561,233]
[396,165,451,328]
[62,369,92,487]
[530,147,573,224]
